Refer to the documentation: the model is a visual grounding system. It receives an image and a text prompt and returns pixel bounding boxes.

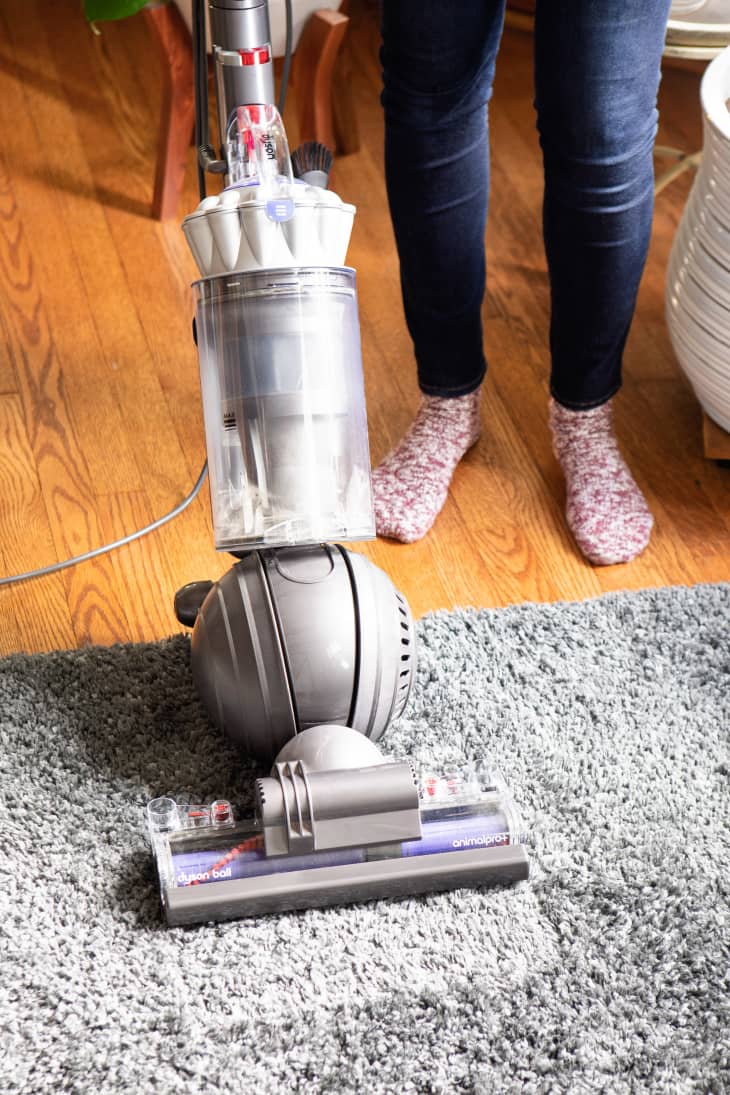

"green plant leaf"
[83,0,150,22]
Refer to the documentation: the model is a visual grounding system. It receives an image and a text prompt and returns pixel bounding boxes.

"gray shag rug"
[2,584,729,1094]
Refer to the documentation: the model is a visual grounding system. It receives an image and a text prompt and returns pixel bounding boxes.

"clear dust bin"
[193,266,375,550]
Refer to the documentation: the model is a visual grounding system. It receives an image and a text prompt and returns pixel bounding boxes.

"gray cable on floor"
[0,462,208,588]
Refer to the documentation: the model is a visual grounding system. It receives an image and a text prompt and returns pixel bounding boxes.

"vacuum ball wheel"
[175,544,416,761]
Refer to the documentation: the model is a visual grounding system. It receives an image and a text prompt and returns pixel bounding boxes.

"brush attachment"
[291,141,334,189]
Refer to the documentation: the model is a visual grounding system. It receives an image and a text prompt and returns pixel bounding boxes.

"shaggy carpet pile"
[2,583,728,1093]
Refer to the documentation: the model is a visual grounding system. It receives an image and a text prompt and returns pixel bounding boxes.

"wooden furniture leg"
[143,2,195,220]
[291,9,350,155]
[702,413,730,461]
[331,31,360,154]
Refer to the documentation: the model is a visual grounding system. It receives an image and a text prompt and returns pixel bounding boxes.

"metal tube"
[209,0,276,146]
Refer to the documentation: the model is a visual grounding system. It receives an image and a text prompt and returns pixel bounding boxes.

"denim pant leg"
[380,1,506,397]
[535,0,672,410]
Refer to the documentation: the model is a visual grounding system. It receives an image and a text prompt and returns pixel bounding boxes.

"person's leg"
[535,0,671,565]
[373,1,505,543]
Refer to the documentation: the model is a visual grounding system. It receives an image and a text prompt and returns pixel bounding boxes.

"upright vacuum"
[147,0,530,925]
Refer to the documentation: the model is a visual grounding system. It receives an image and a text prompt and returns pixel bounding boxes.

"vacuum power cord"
[0,463,208,589]
[277,0,293,117]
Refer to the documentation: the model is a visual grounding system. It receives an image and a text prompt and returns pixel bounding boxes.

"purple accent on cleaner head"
[170,808,515,888]
[399,810,512,857]
[172,845,364,886]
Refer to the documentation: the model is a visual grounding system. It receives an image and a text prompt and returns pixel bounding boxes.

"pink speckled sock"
[372,390,482,543]
[549,397,653,566]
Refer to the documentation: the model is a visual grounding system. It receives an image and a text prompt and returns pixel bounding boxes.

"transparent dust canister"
[193,266,375,550]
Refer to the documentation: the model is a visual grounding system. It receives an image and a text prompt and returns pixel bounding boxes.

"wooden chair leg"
[292,9,353,155]
[143,2,195,220]
[331,24,361,156]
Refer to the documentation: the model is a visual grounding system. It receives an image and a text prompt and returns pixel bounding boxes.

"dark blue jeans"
[380,0,672,408]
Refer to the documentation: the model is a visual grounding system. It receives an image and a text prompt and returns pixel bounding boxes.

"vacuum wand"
[210,0,275,133]
[195,0,280,187]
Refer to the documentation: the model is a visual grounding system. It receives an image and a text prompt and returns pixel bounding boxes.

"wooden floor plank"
[0,186,130,648]
[0,395,76,653]
[0,588,22,656]
[632,379,730,544]
[0,26,134,646]
[96,490,193,644]
[455,380,603,606]
[0,167,20,398]
[48,6,209,492]
[0,7,142,497]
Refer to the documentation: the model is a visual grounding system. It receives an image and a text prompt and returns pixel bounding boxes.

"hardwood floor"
[0,0,727,655]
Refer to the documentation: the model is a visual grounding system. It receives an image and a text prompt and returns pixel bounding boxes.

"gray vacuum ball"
[185,544,416,760]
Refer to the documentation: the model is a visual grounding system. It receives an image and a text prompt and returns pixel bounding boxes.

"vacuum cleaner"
[149,0,530,925]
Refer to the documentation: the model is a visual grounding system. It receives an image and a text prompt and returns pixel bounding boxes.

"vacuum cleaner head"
[175,544,416,761]
[147,726,530,926]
